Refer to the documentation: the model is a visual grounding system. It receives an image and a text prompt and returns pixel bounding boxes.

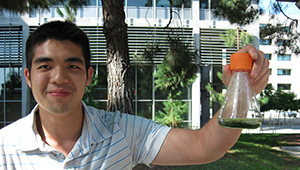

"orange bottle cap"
[230,53,253,71]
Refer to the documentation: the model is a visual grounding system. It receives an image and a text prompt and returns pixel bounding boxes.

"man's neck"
[36,105,84,157]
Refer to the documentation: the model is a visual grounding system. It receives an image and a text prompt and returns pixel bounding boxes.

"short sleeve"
[118,114,171,167]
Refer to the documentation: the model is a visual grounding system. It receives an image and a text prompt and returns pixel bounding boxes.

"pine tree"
[213,0,259,49]
[56,0,77,22]
[154,37,197,128]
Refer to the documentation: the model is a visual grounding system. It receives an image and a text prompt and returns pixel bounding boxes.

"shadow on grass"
[133,134,300,170]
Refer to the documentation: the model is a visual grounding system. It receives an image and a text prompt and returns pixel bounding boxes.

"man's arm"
[151,45,270,165]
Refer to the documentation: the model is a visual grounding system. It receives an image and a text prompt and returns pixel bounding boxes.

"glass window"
[200,0,208,9]
[180,0,191,8]
[278,84,291,90]
[0,68,4,100]
[277,69,291,76]
[136,66,153,99]
[137,102,153,119]
[128,0,150,7]
[5,72,22,100]
[29,8,37,18]
[186,20,190,27]
[282,26,290,32]
[276,39,290,46]
[85,0,102,6]
[155,89,169,99]
[259,24,270,29]
[156,0,191,7]
[91,65,107,100]
[130,18,134,26]
[0,102,22,125]
[200,0,218,9]
[259,39,271,45]
[0,68,22,100]
[87,0,96,6]
[6,102,21,122]
[156,0,169,7]
[266,84,273,89]
[277,54,291,61]
[158,19,162,27]
[211,0,219,9]
[264,54,271,60]
[0,102,3,121]
[95,102,107,110]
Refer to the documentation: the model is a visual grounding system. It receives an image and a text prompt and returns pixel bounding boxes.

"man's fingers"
[250,50,265,79]
[222,65,231,87]
[236,45,259,60]
[253,58,270,94]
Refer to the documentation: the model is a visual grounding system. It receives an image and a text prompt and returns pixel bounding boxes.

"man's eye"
[38,65,50,69]
[69,65,80,69]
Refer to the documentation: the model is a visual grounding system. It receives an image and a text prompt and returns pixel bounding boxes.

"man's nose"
[50,67,69,84]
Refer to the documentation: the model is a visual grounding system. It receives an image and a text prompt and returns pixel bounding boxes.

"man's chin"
[47,104,71,115]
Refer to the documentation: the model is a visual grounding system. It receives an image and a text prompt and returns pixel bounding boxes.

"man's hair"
[26,20,91,74]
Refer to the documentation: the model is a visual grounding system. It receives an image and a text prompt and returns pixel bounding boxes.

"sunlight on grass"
[172,134,300,170]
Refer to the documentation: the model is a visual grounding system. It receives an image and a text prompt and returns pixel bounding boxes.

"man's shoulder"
[85,105,124,121]
[0,113,33,138]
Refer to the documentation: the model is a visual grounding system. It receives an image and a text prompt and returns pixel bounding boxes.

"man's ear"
[24,68,32,88]
[86,67,93,86]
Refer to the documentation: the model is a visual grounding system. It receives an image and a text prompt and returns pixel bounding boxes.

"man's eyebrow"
[33,57,53,64]
[65,57,84,64]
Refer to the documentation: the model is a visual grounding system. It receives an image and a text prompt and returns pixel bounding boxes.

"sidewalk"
[242,125,300,134]
[272,146,300,158]
[242,124,300,159]
[242,117,300,134]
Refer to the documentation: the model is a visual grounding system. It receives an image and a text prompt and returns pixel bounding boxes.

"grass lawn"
[135,134,300,170]
[174,134,300,170]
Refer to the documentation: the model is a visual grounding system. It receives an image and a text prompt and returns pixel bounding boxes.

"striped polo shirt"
[0,101,171,169]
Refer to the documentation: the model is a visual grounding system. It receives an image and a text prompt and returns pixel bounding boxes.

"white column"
[191,0,201,129]
[22,24,30,117]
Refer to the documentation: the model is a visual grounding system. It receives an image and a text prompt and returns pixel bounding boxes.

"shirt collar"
[17,101,113,152]
[17,104,45,151]
[81,101,113,145]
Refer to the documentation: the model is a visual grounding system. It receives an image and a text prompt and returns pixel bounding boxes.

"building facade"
[2,0,295,129]
[259,14,300,97]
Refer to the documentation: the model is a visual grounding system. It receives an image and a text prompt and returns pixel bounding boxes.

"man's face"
[24,39,93,115]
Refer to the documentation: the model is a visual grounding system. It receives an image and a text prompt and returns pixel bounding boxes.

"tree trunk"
[236,24,240,49]
[102,0,133,114]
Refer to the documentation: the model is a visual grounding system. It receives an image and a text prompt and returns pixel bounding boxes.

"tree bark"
[102,0,133,114]
[236,24,240,49]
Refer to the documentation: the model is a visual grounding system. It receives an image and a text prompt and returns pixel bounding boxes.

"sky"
[260,0,300,16]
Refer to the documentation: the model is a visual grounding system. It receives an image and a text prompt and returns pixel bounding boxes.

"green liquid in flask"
[218,118,262,129]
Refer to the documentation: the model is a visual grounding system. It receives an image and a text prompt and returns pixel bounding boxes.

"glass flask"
[218,53,262,129]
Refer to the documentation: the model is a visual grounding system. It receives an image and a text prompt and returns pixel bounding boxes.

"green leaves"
[221,29,254,48]
[213,0,259,26]
[213,0,258,49]
[260,85,300,112]
[205,83,224,105]
[155,98,188,128]
[154,37,197,127]
[1,0,88,14]
[154,37,197,95]
[56,0,77,22]
[83,73,99,108]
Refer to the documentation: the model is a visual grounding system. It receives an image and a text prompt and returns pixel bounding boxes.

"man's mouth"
[48,89,71,97]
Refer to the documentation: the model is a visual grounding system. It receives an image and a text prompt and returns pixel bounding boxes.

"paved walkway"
[272,146,300,158]
[242,125,300,134]
[242,124,300,158]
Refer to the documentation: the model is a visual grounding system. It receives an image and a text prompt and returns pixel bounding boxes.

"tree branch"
[276,1,298,27]
[164,0,173,29]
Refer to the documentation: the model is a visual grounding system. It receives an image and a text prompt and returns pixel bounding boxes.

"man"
[0,21,270,169]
